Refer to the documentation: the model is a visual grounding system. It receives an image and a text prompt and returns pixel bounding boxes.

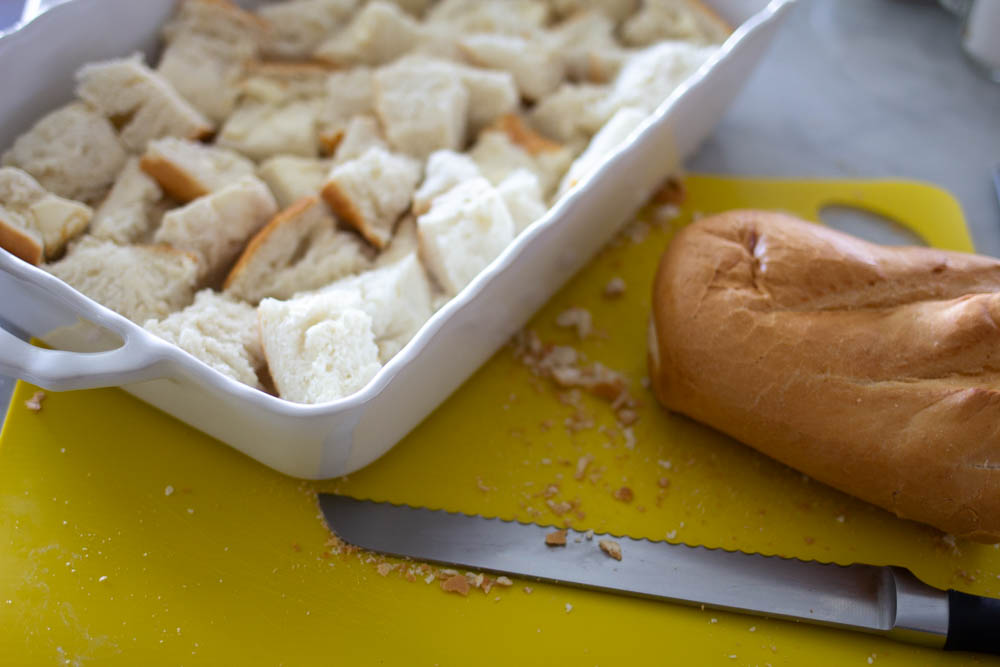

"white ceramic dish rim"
[0,0,796,419]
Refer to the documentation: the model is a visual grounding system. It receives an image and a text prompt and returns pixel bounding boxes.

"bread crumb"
[546,529,567,546]
[482,577,494,594]
[565,602,573,613]
[603,277,626,298]
[622,427,636,449]
[164,485,174,496]
[574,454,593,480]
[376,562,397,577]
[749,626,756,632]
[710,618,718,624]
[584,530,594,541]
[547,499,573,515]
[523,586,533,594]
[495,576,513,587]
[543,483,560,498]
[835,514,845,523]
[441,574,470,596]
[613,486,633,503]
[24,391,45,412]
[97,575,108,583]
[476,476,494,492]
[657,477,670,488]
[424,573,435,584]
[666,529,677,540]
[555,307,593,339]
[599,539,622,561]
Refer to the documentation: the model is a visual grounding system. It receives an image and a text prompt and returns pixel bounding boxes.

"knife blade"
[319,495,1000,655]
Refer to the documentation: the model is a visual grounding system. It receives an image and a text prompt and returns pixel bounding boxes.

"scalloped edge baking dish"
[0,0,795,478]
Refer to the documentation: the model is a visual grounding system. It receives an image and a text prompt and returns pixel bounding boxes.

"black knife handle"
[945,589,1000,655]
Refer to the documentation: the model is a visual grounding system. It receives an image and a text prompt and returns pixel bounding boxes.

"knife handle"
[944,589,1000,655]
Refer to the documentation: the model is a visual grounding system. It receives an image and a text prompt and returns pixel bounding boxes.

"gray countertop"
[1,0,999,424]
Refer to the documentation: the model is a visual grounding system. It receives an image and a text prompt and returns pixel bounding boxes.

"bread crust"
[490,113,563,156]
[650,210,1000,542]
[322,180,382,247]
[139,154,208,203]
[0,217,43,265]
[224,195,315,290]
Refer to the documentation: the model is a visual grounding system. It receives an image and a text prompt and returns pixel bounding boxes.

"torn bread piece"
[497,169,546,233]
[547,10,622,83]
[313,1,424,67]
[374,214,418,267]
[452,64,520,135]
[224,196,372,304]
[469,117,573,200]
[458,34,565,102]
[75,54,213,152]
[0,167,92,265]
[91,158,166,245]
[374,56,469,160]
[332,115,388,164]
[426,0,550,34]
[257,155,332,209]
[1,102,127,203]
[557,106,647,197]
[158,0,267,122]
[417,177,515,297]
[258,288,382,403]
[45,236,199,323]
[621,0,730,46]
[140,137,256,203]
[154,177,278,283]
[258,0,358,59]
[316,67,375,153]
[412,150,481,216]
[145,289,266,390]
[322,147,421,249]
[529,83,608,144]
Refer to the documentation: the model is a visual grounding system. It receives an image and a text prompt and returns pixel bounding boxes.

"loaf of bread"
[649,210,1000,542]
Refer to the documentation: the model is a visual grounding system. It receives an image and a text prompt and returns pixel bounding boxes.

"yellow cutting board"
[2,175,997,667]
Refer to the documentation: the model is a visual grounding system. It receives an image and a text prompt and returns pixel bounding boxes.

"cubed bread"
[140,137,255,203]
[412,149,481,215]
[257,0,358,59]
[0,167,92,265]
[313,1,424,67]
[557,105,647,197]
[144,288,266,390]
[258,289,382,403]
[1,102,127,203]
[469,117,573,199]
[158,0,266,123]
[373,56,469,159]
[257,155,332,209]
[598,40,718,121]
[547,10,622,83]
[452,64,520,135]
[332,115,388,164]
[91,158,166,245]
[458,34,565,102]
[426,0,550,34]
[224,196,372,304]
[75,54,213,152]
[317,67,375,153]
[154,176,278,283]
[529,83,608,144]
[321,147,421,249]
[497,168,547,233]
[45,236,200,323]
[549,0,637,21]
[416,177,515,296]
[621,0,730,46]
[374,214,418,267]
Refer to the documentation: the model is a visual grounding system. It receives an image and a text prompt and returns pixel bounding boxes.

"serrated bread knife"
[319,495,1000,655]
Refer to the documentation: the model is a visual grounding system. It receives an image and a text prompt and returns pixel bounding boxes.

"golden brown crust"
[684,0,733,40]
[321,181,387,249]
[139,154,209,203]
[650,210,1000,542]
[0,217,43,265]
[490,113,563,155]
[223,196,318,291]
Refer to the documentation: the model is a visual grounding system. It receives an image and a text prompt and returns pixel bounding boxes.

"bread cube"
[426,0,550,34]
[497,169,547,233]
[412,150,481,215]
[313,1,423,67]
[257,155,333,209]
[140,137,256,203]
[557,106,647,197]
[332,115,388,164]
[621,0,730,46]
[529,83,608,144]
[0,167,92,265]
[91,159,165,245]
[258,0,358,59]
[317,67,376,153]
[459,34,565,102]
[470,115,573,199]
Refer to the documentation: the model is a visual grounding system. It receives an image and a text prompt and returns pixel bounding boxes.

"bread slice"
[258,289,382,403]
[651,211,1000,542]
[416,176,515,296]
[1,102,127,203]
[145,288,266,390]
[458,33,565,102]
[316,67,375,153]
[313,1,423,67]
[426,0,550,34]
[469,118,573,200]
[0,167,92,265]
[497,168,546,233]
[332,115,388,164]
[529,83,608,144]
[75,54,213,152]
[140,137,256,203]
[373,56,469,160]
[621,0,731,46]
[224,196,372,304]
[257,155,332,209]
[321,147,421,249]
[154,176,278,283]
[412,149,481,216]
[257,0,358,59]
[556,106,646,197]
[45,236,199,323]
[91,158,166,245]
[549,0,637,21]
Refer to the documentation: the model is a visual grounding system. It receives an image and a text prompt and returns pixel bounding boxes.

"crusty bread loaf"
[140,137,256,203]
[224,196,372,303]
[649,210,1000,542]
[0,167,92,264]
[145,288,266,390]
[45,236,199,323]
[90,158,165,245]
[1,102,127,203]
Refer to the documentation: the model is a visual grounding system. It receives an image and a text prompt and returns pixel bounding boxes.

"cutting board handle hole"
[818,204,927,246]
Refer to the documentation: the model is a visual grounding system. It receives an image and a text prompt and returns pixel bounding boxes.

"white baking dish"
[0,0,794,478]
